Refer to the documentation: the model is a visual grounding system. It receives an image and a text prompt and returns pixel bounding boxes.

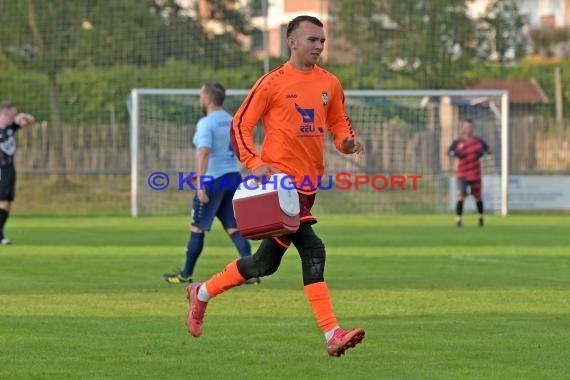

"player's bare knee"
[225,228,238,236]
[191,225,204,233]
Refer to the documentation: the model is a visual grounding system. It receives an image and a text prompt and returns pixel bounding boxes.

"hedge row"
[0,60,266,124]
[1,58,569,125]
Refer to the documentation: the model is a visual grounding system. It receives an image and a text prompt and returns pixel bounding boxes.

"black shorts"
[0,165,16,202]
[456,177,481,200]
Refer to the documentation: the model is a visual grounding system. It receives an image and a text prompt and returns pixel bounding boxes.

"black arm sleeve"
[448,139,459,157]
[477,139,491,157]
[482,139,490,154]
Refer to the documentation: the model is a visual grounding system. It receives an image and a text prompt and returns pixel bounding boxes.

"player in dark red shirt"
[448,119,491,227]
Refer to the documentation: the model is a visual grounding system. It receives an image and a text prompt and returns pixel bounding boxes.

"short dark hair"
[462,118,473,124]
[202,82,225,106]
[286,15,323,38]
[0,102,16,113]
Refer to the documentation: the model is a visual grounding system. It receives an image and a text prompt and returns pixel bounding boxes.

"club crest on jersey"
[0,137,16,156]
[322,91,328,106]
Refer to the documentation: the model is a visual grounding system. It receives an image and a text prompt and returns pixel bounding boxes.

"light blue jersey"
[192,109,239,180]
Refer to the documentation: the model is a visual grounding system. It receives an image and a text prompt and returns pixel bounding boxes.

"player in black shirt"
[0,102,36,244]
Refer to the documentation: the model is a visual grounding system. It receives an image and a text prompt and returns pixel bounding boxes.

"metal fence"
[14,101,570,215]
[2,0,569,215]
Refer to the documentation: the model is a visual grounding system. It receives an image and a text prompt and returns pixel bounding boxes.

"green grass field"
[1,214,569,379]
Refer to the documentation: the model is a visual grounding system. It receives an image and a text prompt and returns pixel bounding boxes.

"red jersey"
[230,62,356,194]
[448,136,490,181]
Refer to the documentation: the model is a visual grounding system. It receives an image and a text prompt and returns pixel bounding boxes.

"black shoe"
[163,272,192,284]
[456,220,462,228]
[479,217,484,227]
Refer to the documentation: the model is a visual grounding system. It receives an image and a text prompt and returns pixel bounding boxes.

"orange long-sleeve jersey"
[230,62,356,194]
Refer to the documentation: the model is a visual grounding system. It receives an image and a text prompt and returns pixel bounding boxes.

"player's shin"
[304,281,339,335]
[0,208,9,240]
[182,232,205,277]
[230,231,251,257]
[455,200,464,227]
[476,200,484,215]
[476,200,484,227]
[456,200,464,217]
[202,259,246,298]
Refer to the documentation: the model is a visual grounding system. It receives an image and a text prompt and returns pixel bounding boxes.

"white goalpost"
[128,88,249,217]
[129,88,509,217]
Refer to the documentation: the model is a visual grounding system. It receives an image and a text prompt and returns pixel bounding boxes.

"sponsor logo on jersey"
[294,103,323,138]
[295,103,314,124]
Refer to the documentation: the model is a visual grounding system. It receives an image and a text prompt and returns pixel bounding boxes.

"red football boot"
[326,327,365,357]
[186,283,208,337]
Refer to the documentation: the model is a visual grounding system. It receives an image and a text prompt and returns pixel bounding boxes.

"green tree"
[0,0,160,168]
[334,0,476,88]
[529,27,570,57]
[475,0,527,64]
[0,0,252,168]
[248,0,266,17]
[200,0,254,68]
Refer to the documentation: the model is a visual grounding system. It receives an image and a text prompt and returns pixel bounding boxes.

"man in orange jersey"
[185,15,366,357]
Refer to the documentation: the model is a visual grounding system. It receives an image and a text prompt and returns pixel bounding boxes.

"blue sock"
[230,232,251,258]
[181,232,204,278]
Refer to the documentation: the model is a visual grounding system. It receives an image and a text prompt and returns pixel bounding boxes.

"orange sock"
[304,281,338,333]
[203,259,245,298]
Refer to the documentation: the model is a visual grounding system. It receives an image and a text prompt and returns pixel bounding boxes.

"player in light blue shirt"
[192,108,239,181]
[163,83,259,285]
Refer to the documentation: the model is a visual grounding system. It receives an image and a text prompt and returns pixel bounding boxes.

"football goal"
[128,88,509,217]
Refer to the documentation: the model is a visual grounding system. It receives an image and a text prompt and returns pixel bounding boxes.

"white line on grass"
[450,255,519,265]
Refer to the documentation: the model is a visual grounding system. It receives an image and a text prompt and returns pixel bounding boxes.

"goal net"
[129,89,509,216]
